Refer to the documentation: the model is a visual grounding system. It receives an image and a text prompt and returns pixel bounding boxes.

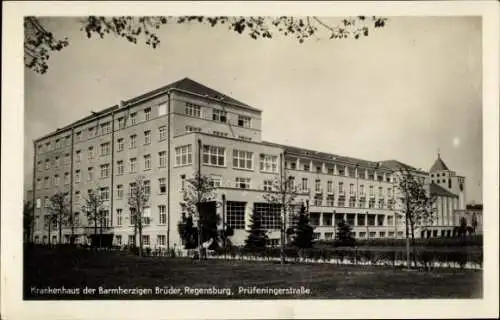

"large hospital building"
[30,78,470,248]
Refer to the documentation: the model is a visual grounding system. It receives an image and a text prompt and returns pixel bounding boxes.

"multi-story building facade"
[31,78,469,248]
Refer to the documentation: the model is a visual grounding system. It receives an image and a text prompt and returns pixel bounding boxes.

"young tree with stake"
[82,188,105,247]
[128,175,150,257]
[47,192,70,245]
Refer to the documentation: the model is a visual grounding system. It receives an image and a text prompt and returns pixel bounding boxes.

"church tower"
[428,152,466,210]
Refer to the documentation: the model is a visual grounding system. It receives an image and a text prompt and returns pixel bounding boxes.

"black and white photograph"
[2,1,499,319]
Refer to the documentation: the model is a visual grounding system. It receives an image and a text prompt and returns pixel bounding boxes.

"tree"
[397,169,436,268]
[177,211,198,250]
[127,175,150,257]
[47,192,70,245]
[289,204,314,250]
[180,172,222,258]
[245,209,269,250]
[23,201,35,243]
[335,219,355,247]
[263,153,302,264]
[82,189,105,247]
[25,16,388,74]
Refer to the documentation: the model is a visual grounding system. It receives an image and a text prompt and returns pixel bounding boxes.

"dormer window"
[213,109,227,123]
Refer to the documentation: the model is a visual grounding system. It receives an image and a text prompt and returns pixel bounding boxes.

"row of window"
[288,162,393,182]
[316,230,405,240]
[37,104,167,155]
[185,102,253,128]
[308,213,399,227]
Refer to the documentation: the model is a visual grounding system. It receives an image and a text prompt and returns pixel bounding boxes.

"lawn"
[24,246,482,300]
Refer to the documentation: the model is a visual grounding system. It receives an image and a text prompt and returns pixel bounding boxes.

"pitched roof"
[262,141,414,171]
[429,154,450,172]
[125,77,260,112]
[429,183,458,198]
[378,160,426,173]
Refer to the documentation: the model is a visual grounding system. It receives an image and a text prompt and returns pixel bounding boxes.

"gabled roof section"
[378,160,426,173]
[430,154,450,172]
[430,183,458,198]
[262,141,394,170]
[125,77,260,112]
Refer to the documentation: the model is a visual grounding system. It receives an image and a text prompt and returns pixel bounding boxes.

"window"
[117,138,124,152]
[313,232,321,240]
[213,109,227,123]
[117,117,125,129]
[368,171,374,180]
[213,131,228,137]
[349,197,356,208]
[357,215,365,226]
[301,178,309,192]
[143,207,151,225]
[378,199,384,209]
[388,231,395,237]
[101,122,111,135]
[326,194,334,206]
[314,194,322,206]
[158,126,167,140]
[263,180,273,191]
[387,188,392,198]
[44,196,50,208]
[254,203,281,230]
[88,167,94,181]
[144,130,151,145]
[367,214,376,226]
[142,235,150,246]
[158,205,167,225]
[65,154,70,167]
[338,196,345,207]
[100,142,110,156]
[359,232,366,238]
[235,177,251,189]
[209,176,222,188]
[202,145,225,166]
[338,182,344,194]
[290,162,296,170]
[358,169,365,179]
[349,183,355,195]
[397,231,404,237]
[116,235,122,245]
[117,160,124,175]
[185,103,201,118]
[377,215,384,226]
[359,198,366,208]
[158,103,167,116]
[186,125,201,133]
[129,158,137,173]
[387,215,394,226]
[315,179,322,193]
[360,185,365,195]
[158,151,166,168]
[144,180,151,197]
[35,198,41,208]
[260,154,278,173]
[238,115,251,128]
[128,235,135,245]
[88,126,96,138]
[130,135,137,148]
[369,199,375,208]
[130,112,137,125]
[175,145,192,166]
[227,201,246,229]
[64,173,70,185]
[348,167,355,178]
[157,235,166,246]
[324,181,332,194]
[448,178,452,188]
[327,167,334,175]
[75,150,81,163]
[55,139,61,149]
[54,156,60,168]
[144,108,151,121]
[338,166,345,176]
[75,170,81,184]
[100,187,109,201]
[100,164,110,178]
[116,209,123,226]
[54,175,60,186]
[88,146,94,160]
[233,150,253,170]
[117,184,123,199]
[36,179,41,189]
[159,178,166,194]
[239,136,252,142]
[75,132,81,142]
[379,186,383,197]
[369,186,374,197]
[45,159,50,170]
[143,154,151,170]
[303,164,310,171]
[44,177,49,188]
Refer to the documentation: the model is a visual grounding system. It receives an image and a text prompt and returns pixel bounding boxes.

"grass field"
[24,247,482,299]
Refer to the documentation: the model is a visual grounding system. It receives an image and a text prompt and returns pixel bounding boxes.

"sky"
[24,16,483,203]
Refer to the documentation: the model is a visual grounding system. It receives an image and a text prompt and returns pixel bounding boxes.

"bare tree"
[82,189,105,247]
[396,169,436,268]
[181,172,220,259]
[263,154,303,265]
[47,192,70,244]
[24,16,388,74]
[128,175,150,257]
